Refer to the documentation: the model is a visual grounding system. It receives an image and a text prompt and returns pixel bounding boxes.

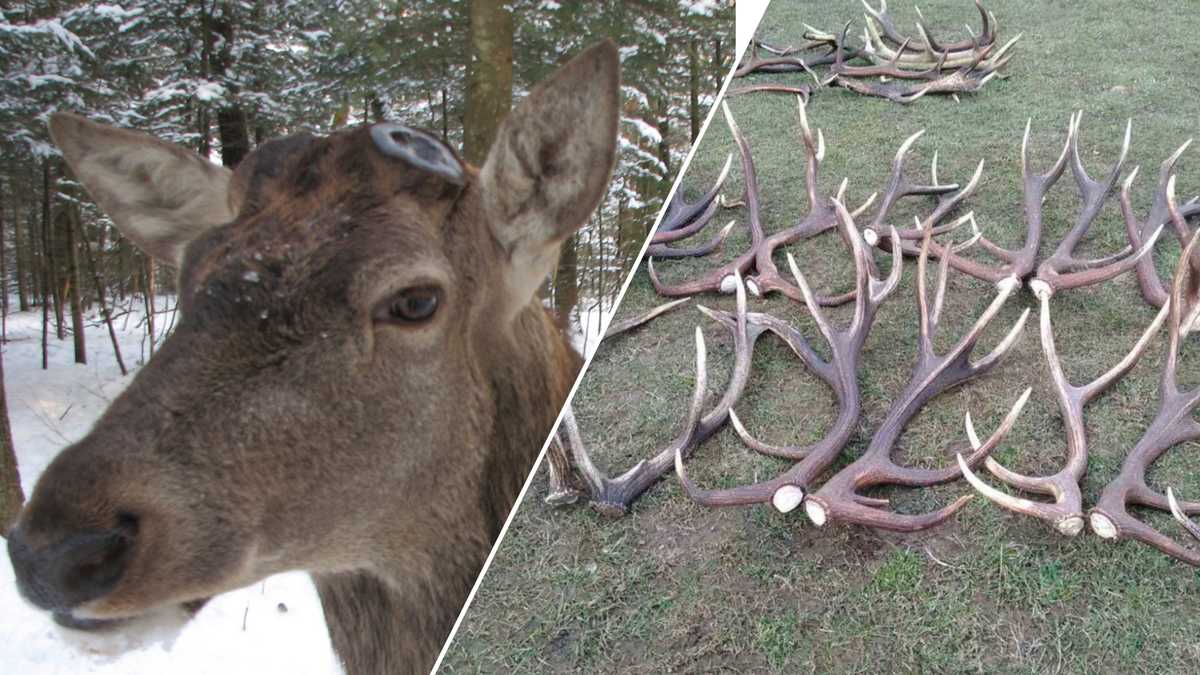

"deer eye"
[375,287,441,324]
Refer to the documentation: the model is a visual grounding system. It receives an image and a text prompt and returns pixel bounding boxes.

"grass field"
[440,1,1200,672]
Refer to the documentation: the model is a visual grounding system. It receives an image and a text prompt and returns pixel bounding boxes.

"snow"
[194,81,226,102]
[0,304,341,674]
[622,116,662,144]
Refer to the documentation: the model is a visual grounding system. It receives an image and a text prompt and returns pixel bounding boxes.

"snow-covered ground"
[0,303,341,674]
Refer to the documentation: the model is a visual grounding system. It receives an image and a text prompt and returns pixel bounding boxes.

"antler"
[1088,200,1200,564]
[826,23,1007,104]
[861,2,1019,73]
[957,276,1169,535]
[1033,115,1164,293]
[602,298,690,340]
[649,98,878,305]
[548,274,762,516]
[1120,140,1200,308]
[864,113,1079,287]
[648,104,763,298]
[674,197,903,512]
[733,36,854,78]
[861,0,995,56]
[802,219,1031,532]
[647,154,736,259]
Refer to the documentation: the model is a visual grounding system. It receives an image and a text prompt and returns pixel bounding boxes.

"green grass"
[439,1,1200,672]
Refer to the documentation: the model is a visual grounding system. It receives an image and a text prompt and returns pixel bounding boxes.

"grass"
[439,1,1200,672]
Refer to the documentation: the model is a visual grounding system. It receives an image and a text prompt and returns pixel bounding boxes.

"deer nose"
[7,518,136,612]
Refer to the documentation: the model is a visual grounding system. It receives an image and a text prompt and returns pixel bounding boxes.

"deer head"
[7,41,619,671]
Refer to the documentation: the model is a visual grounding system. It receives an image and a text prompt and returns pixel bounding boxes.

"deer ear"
[479,39,620,311]
[49,113,234,267]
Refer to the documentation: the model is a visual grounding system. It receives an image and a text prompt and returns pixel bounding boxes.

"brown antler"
[864,113,1078,286]
[862,0,995,56]
[675,197,903,512]
[861,2,1019,73]
[957,276,1169,535]
[602,298,690,339]
[802,219,1031,532]
[649,99,884,305]
[1033,116,1164,293]
[733,35,857,78]
[1088,199,1200,564]
[825,23,1007,104]
[648,154,736,259]
[1120,140,1200,308]
[549,274,763,516]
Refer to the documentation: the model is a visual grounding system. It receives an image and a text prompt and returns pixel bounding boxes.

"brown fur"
[8,41,617,674]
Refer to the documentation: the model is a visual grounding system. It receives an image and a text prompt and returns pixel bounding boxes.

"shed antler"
[548,274,763,516]
[802,220,1031,532]
[860,0,1019,73]
[1033,115,1163,293]
[957,277,1169,535]
[862,0,996,56]
[866,112,1151,290]
[1088,201,1200,564]
[675,198,903,512]
[647,155,737,259]
[650,97,947,304]
[1120,140,1200,309]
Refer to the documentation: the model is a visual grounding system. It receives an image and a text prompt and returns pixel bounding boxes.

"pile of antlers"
[733,0,1019,104]
[548,95,1200,567]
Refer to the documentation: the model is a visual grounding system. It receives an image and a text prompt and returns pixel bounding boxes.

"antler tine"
[1123,138,1197,308]
[958,275,1170,536]
[862,129,959,235]
[1088,228,1200,564]
[544,324,709,517]
[746,97,859,307]
[556,273,770,516]
[877,113,1076,287]
[803,217,1030,532]
[655,154,734,237]
[648,104,762,298]
[1035,115,1149,293]
[647,221,737,259]
[861,0,995,56]
[603,297,691,339]
[677,201,899,511]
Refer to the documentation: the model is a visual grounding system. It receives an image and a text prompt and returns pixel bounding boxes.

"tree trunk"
[213,2,251,167]
[440,88,448,143]
[1,181,8,341]
[43,162,64,341]
[655,95,671,186]
[40,163,52,370]
[15,192,29,312]
[554,232,579,328]
[462,0,514,164]
[713,36,723,86]
[0,349,24,530]
[688,39,701,143]
[63,208,85,364]
[76,212,126,376]
[144,258,156,358]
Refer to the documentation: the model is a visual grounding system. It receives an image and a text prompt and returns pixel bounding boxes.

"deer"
[5,40,619,674]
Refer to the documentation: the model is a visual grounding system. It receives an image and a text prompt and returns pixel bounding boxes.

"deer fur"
[6,41,619,674]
